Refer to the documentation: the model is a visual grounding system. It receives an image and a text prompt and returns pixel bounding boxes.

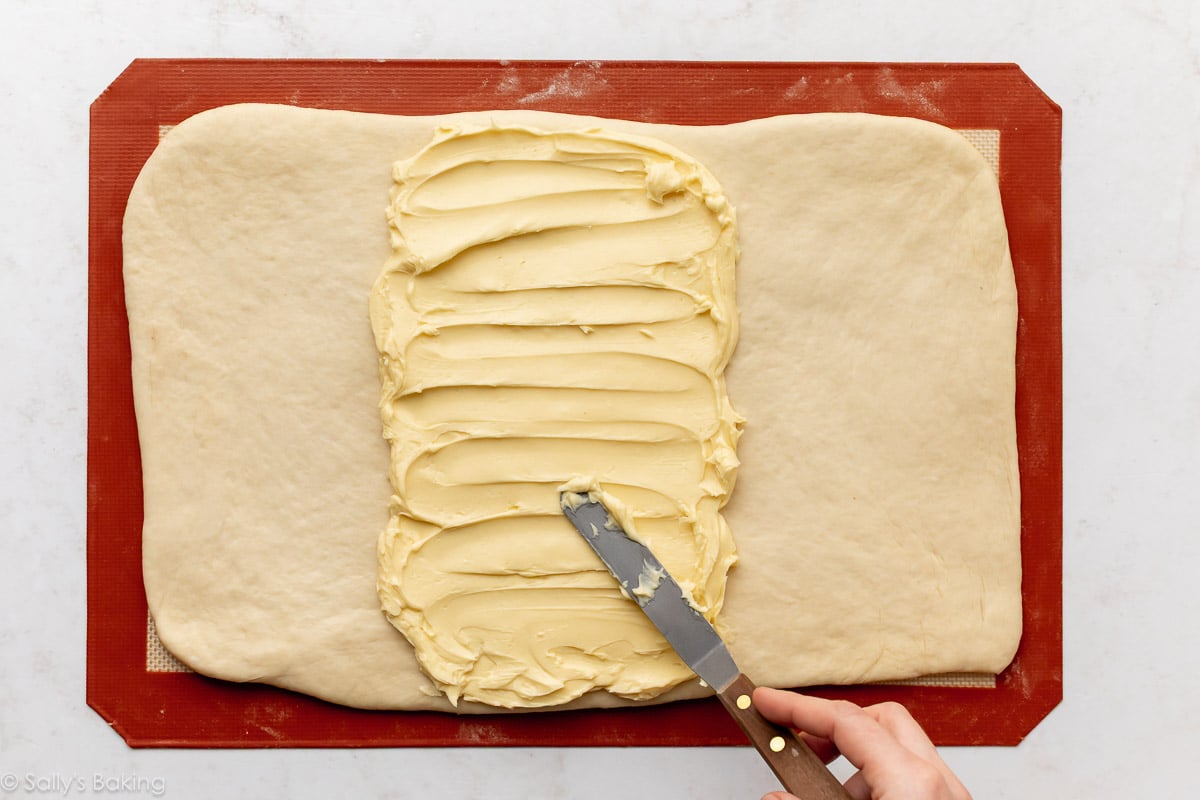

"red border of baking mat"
[88,60,1061,748]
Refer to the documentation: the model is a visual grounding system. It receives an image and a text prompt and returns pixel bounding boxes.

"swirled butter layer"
[369,124,743,708]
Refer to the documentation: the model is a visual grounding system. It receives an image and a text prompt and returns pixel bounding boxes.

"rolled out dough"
[126,104,1020,711]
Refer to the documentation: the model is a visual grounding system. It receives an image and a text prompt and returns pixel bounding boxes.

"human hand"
[752,687,972,800]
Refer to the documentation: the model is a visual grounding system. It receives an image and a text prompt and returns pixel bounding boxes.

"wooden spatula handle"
[715,674,852,800]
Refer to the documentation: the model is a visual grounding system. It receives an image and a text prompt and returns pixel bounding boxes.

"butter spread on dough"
[369,124,743,708]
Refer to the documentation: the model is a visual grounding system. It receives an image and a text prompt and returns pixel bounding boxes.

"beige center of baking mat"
[142,125,1002,692]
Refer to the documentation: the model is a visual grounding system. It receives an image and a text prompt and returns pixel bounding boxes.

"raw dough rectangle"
[126,104,1020,711]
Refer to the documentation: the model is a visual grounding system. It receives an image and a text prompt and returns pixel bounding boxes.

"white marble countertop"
[2,1,1197,798]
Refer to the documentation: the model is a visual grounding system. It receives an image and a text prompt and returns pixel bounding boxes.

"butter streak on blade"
[559,484,739,691]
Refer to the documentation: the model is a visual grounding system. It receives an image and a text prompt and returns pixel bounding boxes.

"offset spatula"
[560,490,851,800]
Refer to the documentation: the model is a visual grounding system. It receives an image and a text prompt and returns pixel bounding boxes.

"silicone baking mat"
[88,60,1061,748]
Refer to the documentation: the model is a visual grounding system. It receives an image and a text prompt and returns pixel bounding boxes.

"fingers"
[752,687,915,771]
[752,688,973,800]
[865,702,971,799]
[797,730,840,764]
[843,770,871,800]
[865,701,941,762]
[753,689,838,762]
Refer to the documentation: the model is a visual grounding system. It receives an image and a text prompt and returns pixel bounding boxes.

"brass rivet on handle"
[736,694,752,710]
[769,736,786,752]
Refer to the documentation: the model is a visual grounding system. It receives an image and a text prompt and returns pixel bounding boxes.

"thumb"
[762,794,800,800]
